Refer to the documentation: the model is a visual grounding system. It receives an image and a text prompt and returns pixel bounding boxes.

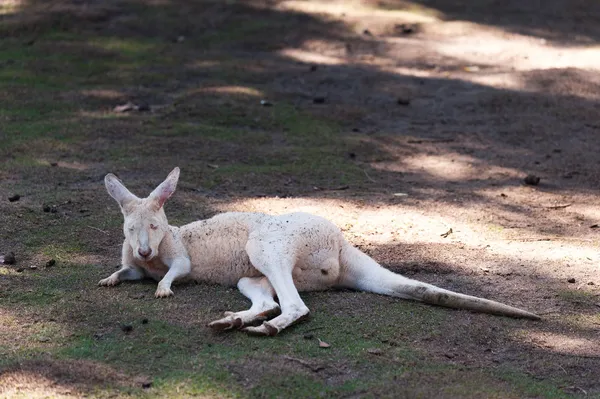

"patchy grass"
[0,0,596,397]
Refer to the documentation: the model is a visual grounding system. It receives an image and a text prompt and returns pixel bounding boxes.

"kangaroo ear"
[149,167,180,209]
[105,173,138,208]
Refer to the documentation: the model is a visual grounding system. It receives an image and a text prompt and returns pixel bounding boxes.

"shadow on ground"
[1,0,599,397]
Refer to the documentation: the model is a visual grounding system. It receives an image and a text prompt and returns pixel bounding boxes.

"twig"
[558,364,568,375]
[363,169,376,183]
[283,356,325,372]
[87,226,109,235]
[542,203,572,209]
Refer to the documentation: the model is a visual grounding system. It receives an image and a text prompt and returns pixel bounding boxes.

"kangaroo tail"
[338,243,540,320]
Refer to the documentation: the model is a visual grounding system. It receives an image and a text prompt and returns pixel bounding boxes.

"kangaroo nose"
[138,248,151,258]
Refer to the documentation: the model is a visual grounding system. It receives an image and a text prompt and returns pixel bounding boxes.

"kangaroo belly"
[180,213,266,286]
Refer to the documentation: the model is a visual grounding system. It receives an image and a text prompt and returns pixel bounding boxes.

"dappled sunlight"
[79,89,125,100]
[194,85,263,97]
[0,372,77,399]
[279,48,345,65]
[0,266,21,276]
[516,330,600,358]
[276,0,442,22]
[0,0,22,15]
[376,153,486,181]
[87,37,156,57]
[0,358,147,398]
[0,308,69,352]
[432,28,600,72]
[38,160,90,171]
[217,195,600,283]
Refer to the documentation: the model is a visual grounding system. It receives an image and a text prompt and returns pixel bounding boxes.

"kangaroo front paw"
[242,322,279,337]
[98,276,119,287]
[154,285,174,298]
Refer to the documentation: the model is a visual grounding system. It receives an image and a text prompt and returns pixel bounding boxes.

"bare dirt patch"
[1,0,600,397]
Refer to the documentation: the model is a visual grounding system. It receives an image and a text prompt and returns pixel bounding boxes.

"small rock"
[8,194,20,202]
[29,265,37,270]
[113,102,137,113]
[38,336,50,343]
[313,96,326,104]
[121,324,134,333]
[1,252,16,265]
[367,348,383,355]
[567,278,576,283]
[113,102,136,113]
[397,97,410,106]
[260,100,273,107]
[303,333,314,340]
[524,174,540,185]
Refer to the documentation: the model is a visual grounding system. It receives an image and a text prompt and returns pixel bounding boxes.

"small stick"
[542,203,572,209]
[363,169,376,183]
[283,356,324,372]
[87,226,109,235]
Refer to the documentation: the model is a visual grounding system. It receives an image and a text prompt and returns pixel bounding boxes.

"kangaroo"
[99,167,540,336]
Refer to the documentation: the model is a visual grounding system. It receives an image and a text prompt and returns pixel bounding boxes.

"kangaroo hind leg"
[242,239,310,336]
[208,277,281,331]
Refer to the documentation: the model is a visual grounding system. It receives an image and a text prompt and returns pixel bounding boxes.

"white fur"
[99,168,540,336]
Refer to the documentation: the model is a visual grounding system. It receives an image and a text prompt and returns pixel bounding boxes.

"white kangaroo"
[99,167,540,336]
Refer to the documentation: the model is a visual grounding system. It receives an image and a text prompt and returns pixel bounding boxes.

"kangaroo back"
[338,243,540,320]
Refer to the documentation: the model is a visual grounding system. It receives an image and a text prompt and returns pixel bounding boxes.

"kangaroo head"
[105,167,180,262]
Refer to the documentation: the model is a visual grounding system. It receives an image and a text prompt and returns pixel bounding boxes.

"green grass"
[0,268,573,398]
[0,2,593,398]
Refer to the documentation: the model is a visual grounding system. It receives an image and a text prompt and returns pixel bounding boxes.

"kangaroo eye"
[150,224,158,230]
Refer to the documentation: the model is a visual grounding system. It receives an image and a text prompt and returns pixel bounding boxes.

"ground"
[0,0,599,397]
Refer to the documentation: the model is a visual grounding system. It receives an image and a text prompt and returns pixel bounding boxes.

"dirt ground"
[1,0,600,398]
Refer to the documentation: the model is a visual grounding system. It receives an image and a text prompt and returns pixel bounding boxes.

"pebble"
[524,174,540,185]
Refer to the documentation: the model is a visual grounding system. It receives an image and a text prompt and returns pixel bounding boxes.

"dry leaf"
[440,228,453,238]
